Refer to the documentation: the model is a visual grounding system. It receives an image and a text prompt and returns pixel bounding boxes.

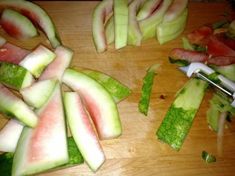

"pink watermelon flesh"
[12,83,68,175]
[64,92,105,171]
[39,46,73,81]
[0,119,24,152]
[0,43,30,64]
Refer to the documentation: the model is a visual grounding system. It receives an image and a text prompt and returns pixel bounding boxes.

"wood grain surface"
[0,1,235,176]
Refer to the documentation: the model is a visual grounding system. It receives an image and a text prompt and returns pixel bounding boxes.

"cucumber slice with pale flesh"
[114,0,129,49]
[1,8,38,39]
[63,69,122,140]
[64,92,105,172]
[12,83,68,175]
[0,62,34,90]
[20,79,57,109]
[157,8,188,44]
[0,84,38,128]
[19,45,56,78]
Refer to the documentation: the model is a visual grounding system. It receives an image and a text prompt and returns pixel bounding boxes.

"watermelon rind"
[0,0,61,48]
[1,8,38,39]
[62,69,122,140]
[12,83,68,175]
[0,84,38,128]
[0,62,34,90]
[0,35,6,46]
[19,45,56,78]
[64,92,105,171]
[20,79,57,109]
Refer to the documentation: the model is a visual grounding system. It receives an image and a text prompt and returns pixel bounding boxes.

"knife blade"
[179,62,235,107]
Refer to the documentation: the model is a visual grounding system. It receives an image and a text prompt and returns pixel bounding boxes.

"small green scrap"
[201,151,216,163]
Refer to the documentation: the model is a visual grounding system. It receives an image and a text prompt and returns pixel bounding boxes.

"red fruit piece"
[207,35,235,57]
[169,48,208,62]
[187,26,213,45]
[0,43,30,64]
[208,56,235,66]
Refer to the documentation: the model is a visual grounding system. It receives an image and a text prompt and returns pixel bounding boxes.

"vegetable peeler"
[179,62,235,107]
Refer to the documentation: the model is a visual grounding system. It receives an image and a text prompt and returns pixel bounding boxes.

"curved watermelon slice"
[39,46,73,81]
[0,84,38,128]
[62,69,122,140]
[0,0,61,48]
[92,0,113,53]
[0,119,24,152]
[64,92,105,171]
[12,83,68,175]
[1,8,38,40]
[0,42,30,64]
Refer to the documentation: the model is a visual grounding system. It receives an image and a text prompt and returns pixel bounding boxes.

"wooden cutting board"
[0,1,235,176]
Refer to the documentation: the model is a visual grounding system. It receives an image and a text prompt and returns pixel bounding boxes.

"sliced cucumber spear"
[1,8,38,40]
[76,67,131,103]
[139,64,160,116]
[139,0,172,40]
[156,8,188,44]
[0,62,34,90]
[156,78,208,150]
[64,92,105,172]
[19,45,56,78]
[20,79,57,109]
[114,0,129,49]
[63,69,122,140]
[0,84,38,128]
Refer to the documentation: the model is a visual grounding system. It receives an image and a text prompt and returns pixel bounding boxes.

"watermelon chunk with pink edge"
[64,92,105,171]
[0,84,38,128]
[0,0,61,48]
[92,0,113,53]
[12,82,69,176]
[39,46,73,81]
[62,69,122,140]
[0,119,24,152]
[0,8,38,40]
[0,42,30,64]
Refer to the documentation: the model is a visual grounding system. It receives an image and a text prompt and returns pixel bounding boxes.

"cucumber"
[64,92,105,171]
[0,62,34,90]
[19,45,56,78]
[12,83,68,175]
[39,46,73,81]
[62,69,122,140]
[0,119,24,152]
[20,79,57,109]
[114,0,129,49]
[0,0,61,48]
[1,8,37,39]
[0,84,38,128]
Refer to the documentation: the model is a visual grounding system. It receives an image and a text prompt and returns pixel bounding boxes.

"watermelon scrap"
[208,56,235,66]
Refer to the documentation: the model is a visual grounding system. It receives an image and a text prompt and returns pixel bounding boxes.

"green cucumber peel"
[169,57,189,66]
[207,93,235,131]
[138,64,160,116]
[0,152,13,176]
[201,151,216,163]
[157,78,208,150]
[1,8,38,39]
[157,8,188,45]
[182,37,207,52]
[114,0,129,49]
[74,67,131,103]
[212,19,229,30]
[139,0,173,40]
[0,62,34,90]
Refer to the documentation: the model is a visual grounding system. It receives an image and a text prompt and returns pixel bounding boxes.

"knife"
[179,62,235,107]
